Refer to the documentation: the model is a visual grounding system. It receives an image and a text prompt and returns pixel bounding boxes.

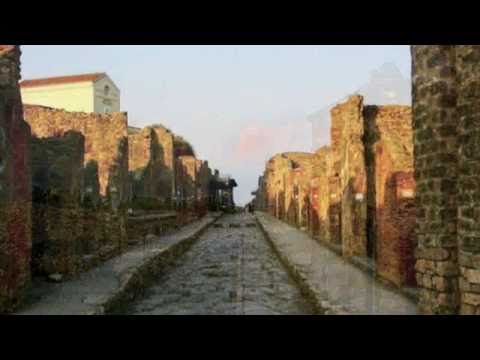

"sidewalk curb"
[255,215,332,315]
[91,213,223,315]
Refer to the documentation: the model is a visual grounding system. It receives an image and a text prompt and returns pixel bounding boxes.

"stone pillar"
[30,131,85,276]
[456,46,480,314]
[411,45,460,314]
[363,105,416,287]
[0,45,32,313]
[332,95,368,258]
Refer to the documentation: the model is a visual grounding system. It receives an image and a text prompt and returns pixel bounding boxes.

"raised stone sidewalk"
[16,212,222,315]
[255,212,418,315]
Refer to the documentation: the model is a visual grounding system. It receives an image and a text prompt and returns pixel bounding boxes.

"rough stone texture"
[126,212,177,243]
[17,213,222,315]
[128,127,155,202]
[128,125,176,211]
[329,97,347,247]
[30,131,85,276]
[256,212,417,314]
[254,175,267,211]
[412,45,460,314]
[309,147,332,243]
[264,154,290,219]
[175,155,198,214]
[151,125,175,207]
[364,105,416,287]
[24,104,130,269]
[456,46,480,315]
[331,95,368,258]
[196,160,212,217]
[0,45,32,313]
[23,105,129,206]
[129,213,314,315]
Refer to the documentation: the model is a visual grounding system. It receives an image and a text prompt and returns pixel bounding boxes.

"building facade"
[20,73,120,113]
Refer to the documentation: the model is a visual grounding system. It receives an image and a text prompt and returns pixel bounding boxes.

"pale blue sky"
[21,45,411,205]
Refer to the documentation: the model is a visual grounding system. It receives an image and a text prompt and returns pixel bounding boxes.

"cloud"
[226,119,313,205]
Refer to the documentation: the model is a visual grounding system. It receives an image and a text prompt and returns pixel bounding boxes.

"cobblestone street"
[128,213,314,315]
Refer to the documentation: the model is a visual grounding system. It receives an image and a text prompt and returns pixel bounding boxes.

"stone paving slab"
[16,212,222,315]
[255,212,418,315]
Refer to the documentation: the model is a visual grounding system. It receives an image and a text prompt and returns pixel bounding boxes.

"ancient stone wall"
[285,168,300,226]
[412,45,460,314]
[329,96,347,247]
[309,147,332,242]
[128,127,155,202]
[266,153,311,228]
[253,175,267,211]
[128,124,176,210]
[151,125,175,207]
[456,46,480,315]
[264,154,290,219]
[24,105,129,268]
[30,131,85,275]
[0,45,32,313]
[364,105,416,287]
[196,160,211,216]
[331,95,368,258]
[23,105,129,207]
[175,155,197,211]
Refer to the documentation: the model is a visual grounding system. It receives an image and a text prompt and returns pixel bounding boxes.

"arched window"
[104,85,110,96]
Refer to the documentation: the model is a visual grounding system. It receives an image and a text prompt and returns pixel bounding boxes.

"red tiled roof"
[20,72,106,88]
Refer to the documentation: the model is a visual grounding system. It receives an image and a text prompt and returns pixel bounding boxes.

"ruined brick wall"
[329,97,347,246]
[265,154,291,219]
[297,161,313,230]
[128,127,154,201]
[455,46,480,315]
[0,45,32,313]
[331,95,368,258]
[175,155,197,211]
[196,160,211,216]
[285,169,298,226]
[23,105,129,207]
[128,125,175,210]
[30,131,85,275]
[258,175,267,211]
[412,45,460,314]
[281,153,313,228]
[151,125,175,207]
[24,105,129,267]
[364,105,416,287]
[309,147,332,242]
[253,175,267,211]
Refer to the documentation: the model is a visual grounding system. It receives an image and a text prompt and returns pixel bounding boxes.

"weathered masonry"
[23,105,130,275]
[30,131,86,275]
[0,45,32,313]
[412,45,480,315]
[331,95,368,259]
[128,125,176,210]
[254,94,415,292]
[0,45,237,314]
[308,146,332,244]
[363,104,415,287]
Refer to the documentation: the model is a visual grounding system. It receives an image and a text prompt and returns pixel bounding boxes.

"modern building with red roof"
[20,72,120,113]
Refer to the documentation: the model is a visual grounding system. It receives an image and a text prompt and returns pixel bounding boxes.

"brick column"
[411,45,460,314]
[0,45,32,313]
[456,46,480,314]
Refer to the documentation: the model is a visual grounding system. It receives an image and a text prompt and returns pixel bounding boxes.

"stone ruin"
[23,105,130,275]
[196,160,212,217]
[412,45,480,314]
[0,45,32,313]
[0,45,232,313]
[128,124,176,211]
[255,93,416,291]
